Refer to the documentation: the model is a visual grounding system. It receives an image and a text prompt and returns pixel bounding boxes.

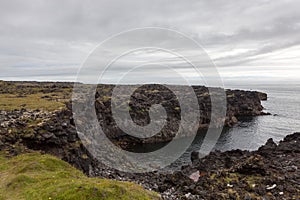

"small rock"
[184,192,191,198]
[191,151,199,163]
[231,116,238,123]
[62,122,68,128]
[42,132,54,139]
[189,171,200,182]
[266,184,276,190]
[244,194,252,200]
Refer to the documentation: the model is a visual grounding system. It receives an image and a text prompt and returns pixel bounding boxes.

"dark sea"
[217,83,300,150]
[131,83,300,171]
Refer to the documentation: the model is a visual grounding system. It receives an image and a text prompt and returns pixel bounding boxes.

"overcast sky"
[1,0,300,86]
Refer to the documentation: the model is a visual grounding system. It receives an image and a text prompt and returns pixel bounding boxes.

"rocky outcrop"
[0,84,268,149]
[255,91,268,101]
[0,108,93,174]
[92,84,268,143]
[0,81,268,141]
[150,132,300,199]
[78,132,298,199]
[0,81,268,172]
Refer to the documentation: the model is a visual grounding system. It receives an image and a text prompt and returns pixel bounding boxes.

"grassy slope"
[0,153,161,200]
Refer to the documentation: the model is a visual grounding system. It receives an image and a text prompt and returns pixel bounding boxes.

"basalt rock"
[0,81,267,145]
[0,111,299,199]
[163,132,300,199]
[0,81,277,199]
[91,84,267,143]
[255,91,268,101]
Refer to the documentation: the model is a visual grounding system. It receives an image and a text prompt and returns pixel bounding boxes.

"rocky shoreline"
[0,81,268,158]
[0,107,299,199]
[0,81,268,146]
[2,81,298,199]
[89,84,268,144]
[102,132,300,199]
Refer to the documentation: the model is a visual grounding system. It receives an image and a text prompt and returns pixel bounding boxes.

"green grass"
[0,81,72,111]
[0,93,67,111]
[0,153,161,200]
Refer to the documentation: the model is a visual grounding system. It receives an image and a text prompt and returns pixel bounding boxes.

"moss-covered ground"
[0,152,161,200]
[0,81,72,111]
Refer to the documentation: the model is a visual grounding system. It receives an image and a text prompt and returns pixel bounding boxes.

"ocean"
[216,83,300,151]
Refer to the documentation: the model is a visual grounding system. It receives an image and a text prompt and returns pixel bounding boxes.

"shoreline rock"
[1,110,299,199]
[0,81,269,172]
[92,84,268,143]
[2,81,287,199]
[0,81,268,145]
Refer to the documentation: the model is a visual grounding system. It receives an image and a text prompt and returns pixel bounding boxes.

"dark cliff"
[0,81,268,174]
[92,84,267,143]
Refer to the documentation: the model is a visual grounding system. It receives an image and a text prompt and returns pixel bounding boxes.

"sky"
[0,0,300,86]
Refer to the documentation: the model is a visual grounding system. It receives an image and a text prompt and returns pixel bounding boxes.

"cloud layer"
[0,0,299,84]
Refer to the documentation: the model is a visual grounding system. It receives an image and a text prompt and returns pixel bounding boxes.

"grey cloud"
[0,0,299,83]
